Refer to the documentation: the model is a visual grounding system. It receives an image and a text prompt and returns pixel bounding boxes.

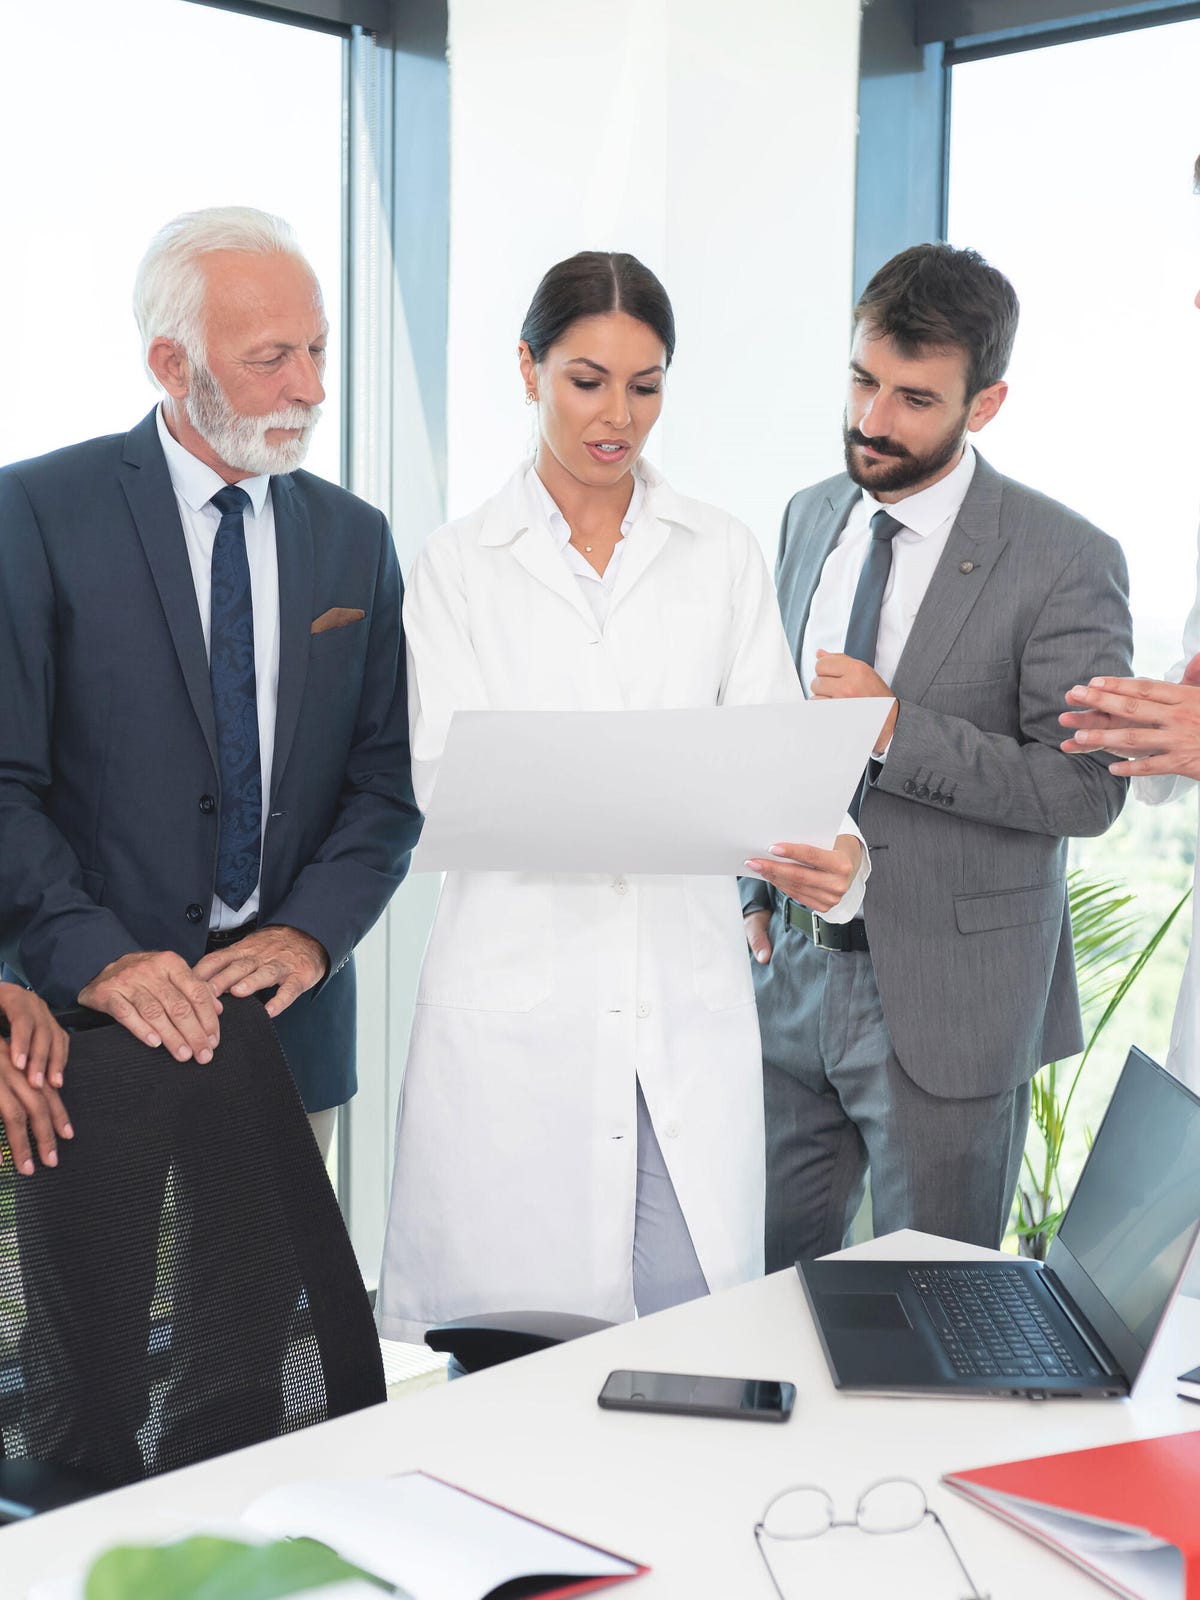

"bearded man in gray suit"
[743,244,1133,1268]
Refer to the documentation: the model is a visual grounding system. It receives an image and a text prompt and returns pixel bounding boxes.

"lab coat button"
[663,1121,681,1138]
[637,1001,651,1018]
[612,877,628,895]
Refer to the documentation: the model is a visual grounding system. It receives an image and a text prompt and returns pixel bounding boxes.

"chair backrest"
[0,996,384,1493]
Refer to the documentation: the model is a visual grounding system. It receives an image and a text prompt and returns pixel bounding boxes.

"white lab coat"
[375,461,865,1342]
[1134,516,1200,1091]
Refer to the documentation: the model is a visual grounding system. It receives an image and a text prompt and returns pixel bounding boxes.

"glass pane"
[947,20,1200,659]
[0,0,343,483]
[947,21,1200,1201]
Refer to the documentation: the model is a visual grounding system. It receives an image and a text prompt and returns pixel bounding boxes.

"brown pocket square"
[311,607,365,635]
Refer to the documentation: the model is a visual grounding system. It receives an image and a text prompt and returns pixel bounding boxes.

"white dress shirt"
[525,464,646,627]
[155,407,280,929]
[801,444,978,696]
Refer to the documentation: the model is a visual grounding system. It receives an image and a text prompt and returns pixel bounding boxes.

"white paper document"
[411,699,892,875]
[28,1473,644,1600]
[246,1473,640,1600]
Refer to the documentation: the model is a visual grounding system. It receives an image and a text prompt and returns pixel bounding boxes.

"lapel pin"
[959,560,976,574]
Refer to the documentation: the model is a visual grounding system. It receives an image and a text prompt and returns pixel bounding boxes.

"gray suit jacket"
[744,454,1132,1097]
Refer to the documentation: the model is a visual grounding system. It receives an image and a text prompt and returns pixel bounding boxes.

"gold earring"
[525,391,536,405]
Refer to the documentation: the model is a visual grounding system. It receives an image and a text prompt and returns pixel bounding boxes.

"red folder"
[944,1430,1200,1599]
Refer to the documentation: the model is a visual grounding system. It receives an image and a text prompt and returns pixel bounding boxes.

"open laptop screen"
[1052,1047,1200,1364]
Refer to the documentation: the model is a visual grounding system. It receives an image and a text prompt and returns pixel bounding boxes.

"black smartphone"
[597,1369,796,1422]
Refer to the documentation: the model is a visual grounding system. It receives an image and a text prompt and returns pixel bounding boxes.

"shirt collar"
[156,405,272,518]
[525,464,647,549]
[861,442,976,539]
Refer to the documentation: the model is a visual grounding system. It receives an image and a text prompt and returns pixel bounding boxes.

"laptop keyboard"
[908,1266,1102,1380]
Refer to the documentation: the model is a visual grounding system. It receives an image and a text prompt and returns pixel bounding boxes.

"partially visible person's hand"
[0,982,69,1088]
[193,925,328,1020]
[0,1039,73,1176]
[745,833,861,915]
[78,951,222,1063]
[1060,673,1200,779]
[811,649,898,752]
[743,908,773,966]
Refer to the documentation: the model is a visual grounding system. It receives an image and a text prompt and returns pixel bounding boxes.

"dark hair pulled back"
[520,251,676,367]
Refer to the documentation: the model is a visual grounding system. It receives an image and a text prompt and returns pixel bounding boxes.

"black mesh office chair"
[0,996,384,1520]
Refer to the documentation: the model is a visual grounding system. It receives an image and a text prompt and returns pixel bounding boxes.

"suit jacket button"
[199,794,216,814]
[916,784,930,800]
[186,903,204,923]
[903,779,917,795]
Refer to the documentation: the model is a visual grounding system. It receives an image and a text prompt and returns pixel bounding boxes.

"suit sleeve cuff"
[815,814,870,924]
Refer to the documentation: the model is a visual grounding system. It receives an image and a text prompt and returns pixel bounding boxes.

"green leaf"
[85,1536,392,1600]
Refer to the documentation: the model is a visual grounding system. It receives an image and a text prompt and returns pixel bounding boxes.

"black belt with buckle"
[784,900,870,953]
[204,918,258,953]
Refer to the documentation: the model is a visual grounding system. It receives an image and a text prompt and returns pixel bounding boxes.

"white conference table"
[4,1229,1199,1598]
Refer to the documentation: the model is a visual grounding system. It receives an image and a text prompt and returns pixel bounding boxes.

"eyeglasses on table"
[754,1475,990,1599]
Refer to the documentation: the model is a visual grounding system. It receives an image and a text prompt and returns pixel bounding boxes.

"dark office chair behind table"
[0,996,384,1521]
[425,1312,616,1378]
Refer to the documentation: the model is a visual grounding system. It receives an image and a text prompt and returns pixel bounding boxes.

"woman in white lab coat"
[376,252,866,1342]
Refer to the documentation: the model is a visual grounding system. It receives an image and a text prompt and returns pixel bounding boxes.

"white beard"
[185,358,321,476]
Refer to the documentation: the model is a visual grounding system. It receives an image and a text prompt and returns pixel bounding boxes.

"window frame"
[854,0,1200,294]
[177,0,449,1265]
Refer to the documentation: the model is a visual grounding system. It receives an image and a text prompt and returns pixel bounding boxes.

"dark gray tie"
[843,508,903,822]
[843,508,904,667]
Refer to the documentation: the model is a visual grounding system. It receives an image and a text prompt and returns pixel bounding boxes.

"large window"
[947,14,1200,1185]
[0,0,344,482]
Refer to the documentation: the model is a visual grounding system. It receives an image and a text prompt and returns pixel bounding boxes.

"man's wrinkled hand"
[744,834,861,915]
[743,909,773,966]
[79,951,222,1063]
[0,982,69,1089]
[1060,673,1200,779]
[193,925,328,1020]
[811,649,897,751]
[0,1038,73,1176]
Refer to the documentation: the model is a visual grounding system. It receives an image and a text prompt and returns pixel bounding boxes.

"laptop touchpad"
[821,1292,912,1332]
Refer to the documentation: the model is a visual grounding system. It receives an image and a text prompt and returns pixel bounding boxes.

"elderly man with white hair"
[0,207,418,1478]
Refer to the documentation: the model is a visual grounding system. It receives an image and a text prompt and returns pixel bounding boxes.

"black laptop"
[797,1047,1200,1398]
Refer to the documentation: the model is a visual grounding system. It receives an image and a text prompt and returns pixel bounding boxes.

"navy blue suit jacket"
[0,410,421,1110]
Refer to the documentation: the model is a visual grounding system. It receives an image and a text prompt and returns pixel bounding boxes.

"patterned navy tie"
[209,484,261,912]
[843,508,904,822]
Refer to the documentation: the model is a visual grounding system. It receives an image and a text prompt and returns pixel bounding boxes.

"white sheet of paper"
[245,1473,638,1600]
[961,1488,1181,1600]
[28,1475,638,1600]
[410,699,892,875]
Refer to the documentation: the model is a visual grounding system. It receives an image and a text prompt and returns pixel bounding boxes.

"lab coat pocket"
[418,871,553,1011]
[684,877,756,1011]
